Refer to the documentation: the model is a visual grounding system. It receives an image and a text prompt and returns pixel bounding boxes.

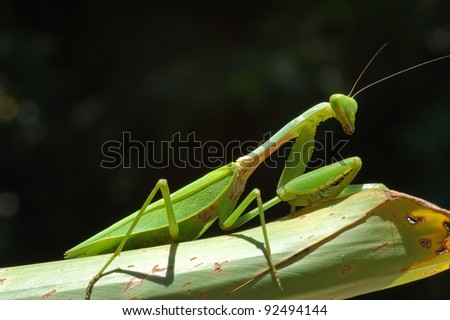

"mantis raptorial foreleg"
[233,156,365,230]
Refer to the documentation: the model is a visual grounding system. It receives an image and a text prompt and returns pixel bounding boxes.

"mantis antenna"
[348,42,388,97]
[350,44,450,98]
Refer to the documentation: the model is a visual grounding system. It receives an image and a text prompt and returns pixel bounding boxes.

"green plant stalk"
[1,189,449,300]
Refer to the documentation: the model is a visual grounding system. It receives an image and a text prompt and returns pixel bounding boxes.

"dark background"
[1,0,450,299]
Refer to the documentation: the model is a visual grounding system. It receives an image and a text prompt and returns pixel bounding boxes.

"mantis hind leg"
[85,179,178,300]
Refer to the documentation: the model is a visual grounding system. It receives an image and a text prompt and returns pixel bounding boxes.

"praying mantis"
[65,45,450,299]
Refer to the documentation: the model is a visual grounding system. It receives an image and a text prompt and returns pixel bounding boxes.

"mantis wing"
[65,164,239,258]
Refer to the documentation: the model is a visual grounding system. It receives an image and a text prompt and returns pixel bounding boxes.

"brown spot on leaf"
[181,282,191,288]
[41,289,57,300]
[423,269,437,276]
[194,263,204,268]
[372,242,389,253]
[419,239,432,249]
[125,275,146,292]
[152,265,166,275]
[198,289,208,299]
[443,221,450,232]
[214,261,228,273]
[436,221,450,255]
[190,257,197,261]
[340,265,352,275]
[127,264,135,268]
[0,278,5,286]
[406,215,425,225]
[436,246,448,255]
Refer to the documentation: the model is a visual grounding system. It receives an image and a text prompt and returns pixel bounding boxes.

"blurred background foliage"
[1,0,450,299]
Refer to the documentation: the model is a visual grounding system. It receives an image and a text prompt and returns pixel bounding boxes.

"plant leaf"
[1,189,449,299]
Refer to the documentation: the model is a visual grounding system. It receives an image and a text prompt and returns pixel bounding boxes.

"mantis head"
[329,93,358,135]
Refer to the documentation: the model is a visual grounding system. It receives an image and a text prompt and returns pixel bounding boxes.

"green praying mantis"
[65,45,450,299]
